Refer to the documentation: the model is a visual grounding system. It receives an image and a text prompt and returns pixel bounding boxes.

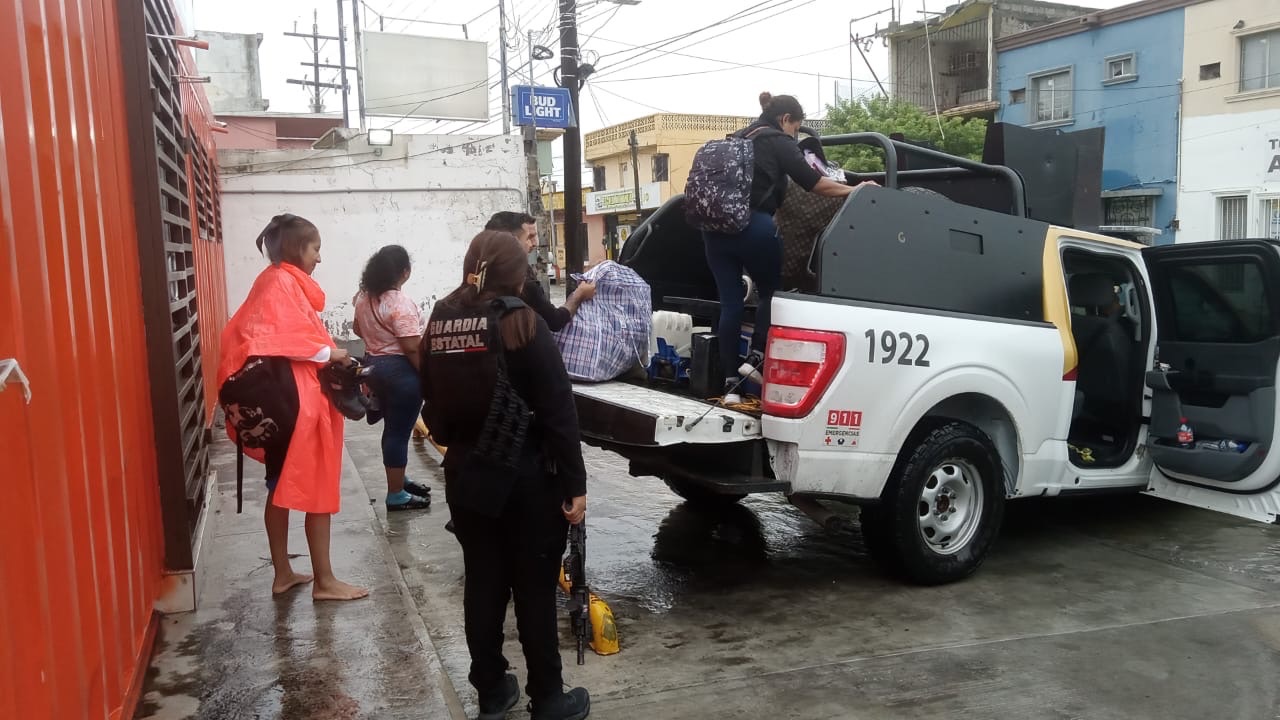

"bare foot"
[313,578,370,601]
[272,571,314,595]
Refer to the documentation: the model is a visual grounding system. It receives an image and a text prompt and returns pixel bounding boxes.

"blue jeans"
[703,210,782,379]
[365,354,422,469]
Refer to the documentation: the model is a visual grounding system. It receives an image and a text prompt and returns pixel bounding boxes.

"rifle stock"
[566,521,589,665]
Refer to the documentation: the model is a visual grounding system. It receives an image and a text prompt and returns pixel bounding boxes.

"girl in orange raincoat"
[218,213,368,601]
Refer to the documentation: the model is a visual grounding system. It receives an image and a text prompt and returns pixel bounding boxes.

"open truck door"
[1143,240,1280,523]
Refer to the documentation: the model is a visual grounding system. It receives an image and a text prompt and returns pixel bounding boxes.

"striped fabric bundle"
[554,261,652,382]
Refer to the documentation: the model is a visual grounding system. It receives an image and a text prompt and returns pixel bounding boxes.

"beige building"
[1178,0,1280,241]
[584,113,755,255]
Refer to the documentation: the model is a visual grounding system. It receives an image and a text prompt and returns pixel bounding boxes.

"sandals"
[403,479,433,498]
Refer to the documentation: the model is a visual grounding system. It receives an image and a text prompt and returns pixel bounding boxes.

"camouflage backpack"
[684,125,781,234]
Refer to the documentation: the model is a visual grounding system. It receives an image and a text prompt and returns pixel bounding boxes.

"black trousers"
[447,464,569,702]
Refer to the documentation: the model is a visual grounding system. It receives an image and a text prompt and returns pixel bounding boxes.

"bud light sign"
[513,85,574,129]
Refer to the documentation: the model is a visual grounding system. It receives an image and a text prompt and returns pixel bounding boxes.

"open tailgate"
[573,382,762,447]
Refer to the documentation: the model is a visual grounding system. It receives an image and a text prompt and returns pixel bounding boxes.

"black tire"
[867,422,1005,585]
[662,478,746,509]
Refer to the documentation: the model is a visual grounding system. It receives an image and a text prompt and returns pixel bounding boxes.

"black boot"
[529,687,590,720]
[476,673,519,720]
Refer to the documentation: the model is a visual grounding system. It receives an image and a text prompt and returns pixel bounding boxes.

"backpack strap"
[734,124,783,141]
[490,296,528,314]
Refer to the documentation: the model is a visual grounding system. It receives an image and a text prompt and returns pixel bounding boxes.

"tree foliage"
[821,96,988,173]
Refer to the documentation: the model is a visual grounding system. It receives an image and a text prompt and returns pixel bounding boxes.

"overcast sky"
[192,0,1132,175]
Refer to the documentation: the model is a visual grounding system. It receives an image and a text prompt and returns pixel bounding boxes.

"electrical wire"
[590,83,672,114]
[593,41,855,82]
[921,0,945,139]
[591,0,817,80]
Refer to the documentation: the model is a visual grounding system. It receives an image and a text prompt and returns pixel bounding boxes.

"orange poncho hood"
[218,263,344,514]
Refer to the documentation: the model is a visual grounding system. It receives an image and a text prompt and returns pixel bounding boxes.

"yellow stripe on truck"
[1041,229,1077,378]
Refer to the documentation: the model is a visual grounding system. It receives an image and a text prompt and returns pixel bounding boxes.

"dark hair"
[256,213,319,266]
[360,245,412,299]
[485,211,537,234]
[758,91,805,126]
[442,230,536,348]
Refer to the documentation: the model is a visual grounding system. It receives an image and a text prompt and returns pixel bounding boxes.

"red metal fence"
[0,0,226,717]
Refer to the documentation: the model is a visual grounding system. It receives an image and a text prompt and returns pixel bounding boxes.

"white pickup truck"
[573,130,1280,585]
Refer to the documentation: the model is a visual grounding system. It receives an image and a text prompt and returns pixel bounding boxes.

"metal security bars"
[1218,195,1248,241]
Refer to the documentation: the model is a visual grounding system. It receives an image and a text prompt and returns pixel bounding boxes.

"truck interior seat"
[1069,273,1133,431]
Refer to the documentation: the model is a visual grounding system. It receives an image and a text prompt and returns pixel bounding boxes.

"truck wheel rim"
[917,459,984,556]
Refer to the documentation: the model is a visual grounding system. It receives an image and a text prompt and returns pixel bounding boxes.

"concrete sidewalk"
[136,430,462,720]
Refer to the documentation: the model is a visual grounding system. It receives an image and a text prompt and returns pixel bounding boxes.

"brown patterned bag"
[774,180,845,292]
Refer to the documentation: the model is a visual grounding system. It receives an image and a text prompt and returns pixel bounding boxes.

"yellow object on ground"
[414,417,447,455]
[558,567,620,656]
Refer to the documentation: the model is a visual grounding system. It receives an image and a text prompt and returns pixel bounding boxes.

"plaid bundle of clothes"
[554,261,653,382]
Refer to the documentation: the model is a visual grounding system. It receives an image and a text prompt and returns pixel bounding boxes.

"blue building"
[995,0,1205,244]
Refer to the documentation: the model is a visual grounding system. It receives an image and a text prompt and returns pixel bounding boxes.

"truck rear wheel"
[861,422,1005,585]
[662,478,746,509]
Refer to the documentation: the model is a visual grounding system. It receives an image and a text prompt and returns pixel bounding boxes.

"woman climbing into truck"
[708,92,864,404]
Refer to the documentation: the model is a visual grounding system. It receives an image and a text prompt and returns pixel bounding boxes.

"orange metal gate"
[0,0,226,717]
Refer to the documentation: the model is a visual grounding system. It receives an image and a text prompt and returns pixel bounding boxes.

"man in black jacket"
[485,211,596,332]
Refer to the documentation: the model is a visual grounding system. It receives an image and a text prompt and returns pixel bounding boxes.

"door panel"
[1144,241,1280,518]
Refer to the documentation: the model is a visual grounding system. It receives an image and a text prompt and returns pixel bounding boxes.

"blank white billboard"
[362,32,490,121]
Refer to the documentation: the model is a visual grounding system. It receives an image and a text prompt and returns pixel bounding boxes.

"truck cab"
[572,128,1280,585]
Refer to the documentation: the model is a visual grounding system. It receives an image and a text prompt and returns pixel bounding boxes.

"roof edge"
[996,0,1207,51]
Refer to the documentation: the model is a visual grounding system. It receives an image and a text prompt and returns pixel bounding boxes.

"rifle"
[563,520,590,665]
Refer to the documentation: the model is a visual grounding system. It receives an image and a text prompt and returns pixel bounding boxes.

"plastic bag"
[554,261,653,382]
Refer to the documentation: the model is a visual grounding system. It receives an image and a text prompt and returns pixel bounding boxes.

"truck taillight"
[762,326,845,419]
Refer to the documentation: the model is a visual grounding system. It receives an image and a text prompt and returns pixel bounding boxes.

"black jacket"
[743,121,824,214]
[522,266,572,332]
[420,297,587,502]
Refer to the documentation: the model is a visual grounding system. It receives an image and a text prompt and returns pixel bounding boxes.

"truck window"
[1167,261,1273,343]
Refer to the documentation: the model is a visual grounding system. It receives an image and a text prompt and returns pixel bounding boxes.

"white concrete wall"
[1177,108,1280,242]
[219,133,526,339]
[193,31,267,113]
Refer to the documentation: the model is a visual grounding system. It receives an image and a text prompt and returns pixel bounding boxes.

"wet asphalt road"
[346,421,1280,720]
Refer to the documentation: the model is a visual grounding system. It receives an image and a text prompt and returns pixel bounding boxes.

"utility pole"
[499,0,511,135]
[285,12,346,114]
[336,0,350,125]
[352,0,368,130]
[629,129,642,212]
[560,0,584,284]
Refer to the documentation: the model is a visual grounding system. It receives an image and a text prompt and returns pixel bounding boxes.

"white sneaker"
[722,379,742,405]
[738,350,764,384]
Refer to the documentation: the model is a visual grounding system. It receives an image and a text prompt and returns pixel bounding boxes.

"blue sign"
[512,85,575,129]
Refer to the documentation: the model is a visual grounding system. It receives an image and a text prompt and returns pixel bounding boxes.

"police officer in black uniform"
[484,211,596,330]
[420,229,591,720]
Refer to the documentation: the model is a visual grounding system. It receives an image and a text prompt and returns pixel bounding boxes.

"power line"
[590,83,672,114]
[593,41,851,83]
[592,0,816,79]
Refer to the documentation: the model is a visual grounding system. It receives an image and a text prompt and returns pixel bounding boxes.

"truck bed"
[572,380,763,448]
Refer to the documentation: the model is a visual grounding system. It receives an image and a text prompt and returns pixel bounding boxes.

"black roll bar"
[816,132,1028,218]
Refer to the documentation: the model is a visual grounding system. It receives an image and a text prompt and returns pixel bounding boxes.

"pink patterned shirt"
[354,290,423,356]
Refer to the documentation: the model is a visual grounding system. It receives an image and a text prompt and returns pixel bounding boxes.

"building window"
[1009,88,1025,104]
[1262,197,1280,240]
[1103,53,1137,84]
[1200,62,1221,80]
[1105,196,1155,227]
[619,162,628,186]
[1028,67,1073,125]
[1240,29,1280,92]
[652,153,669,182]
[592,166,606,191]
[1218,195,1249,240]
